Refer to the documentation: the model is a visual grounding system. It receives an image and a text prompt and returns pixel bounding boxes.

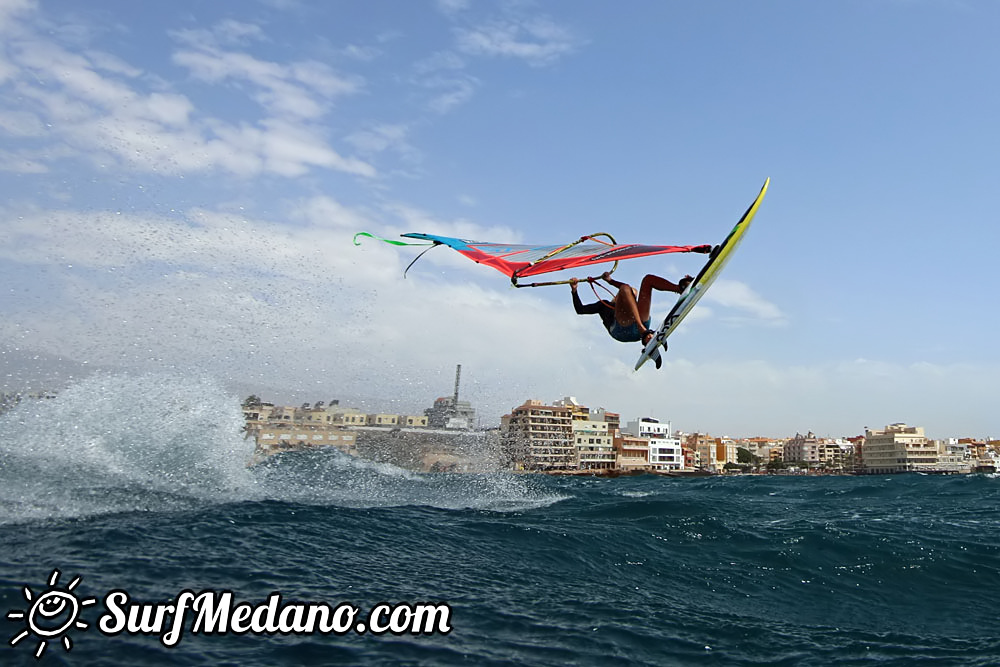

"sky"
[1,0,998,439]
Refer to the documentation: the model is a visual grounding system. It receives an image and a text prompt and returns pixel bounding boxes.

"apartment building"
[615,432,651,471]
[624,418,684,471]
[784,432,823,465]
[783,433,849,469]
[589,407,621,436]
[553,396,590,421]
[572,418,616,470]
[863,423,937,473]
[685,433,719,472]
[500,400,575,471]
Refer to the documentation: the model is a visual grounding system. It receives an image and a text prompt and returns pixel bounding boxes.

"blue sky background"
[1,0,998,439]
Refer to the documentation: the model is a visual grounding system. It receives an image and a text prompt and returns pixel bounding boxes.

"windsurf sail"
[353,231,711,288]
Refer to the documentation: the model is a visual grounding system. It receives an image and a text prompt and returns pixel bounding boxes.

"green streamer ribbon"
[352,232,433,247]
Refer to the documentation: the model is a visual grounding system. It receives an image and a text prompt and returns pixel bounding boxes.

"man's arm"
[600,271,626,290]
[570,278,603,314]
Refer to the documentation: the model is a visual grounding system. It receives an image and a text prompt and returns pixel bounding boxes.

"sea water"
[2,374,999,666]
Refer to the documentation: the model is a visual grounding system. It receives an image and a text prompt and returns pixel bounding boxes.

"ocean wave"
[0,372,256,524]
[0,373,561,524]
[251,448,565,512]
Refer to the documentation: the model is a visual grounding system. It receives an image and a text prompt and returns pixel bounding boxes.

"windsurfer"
[570,272,693,368]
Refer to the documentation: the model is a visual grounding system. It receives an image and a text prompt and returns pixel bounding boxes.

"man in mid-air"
[570,270,696,369]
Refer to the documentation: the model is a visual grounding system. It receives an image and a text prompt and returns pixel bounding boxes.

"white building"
[624,418,684,471]
[572,418,615,470]
[863,423,937,474]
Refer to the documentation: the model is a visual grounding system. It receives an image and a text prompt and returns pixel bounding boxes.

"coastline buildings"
[784,432,851,471]
[685,433,737,473]
[242,367,484,472]
[242,387,992,476]
[500,398,689,474]
[243,400,361,458]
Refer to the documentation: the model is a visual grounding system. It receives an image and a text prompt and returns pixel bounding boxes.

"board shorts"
[608,318,651,343]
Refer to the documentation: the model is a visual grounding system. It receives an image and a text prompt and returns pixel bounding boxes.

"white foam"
[0,372,560,522]
[0,372,256,523]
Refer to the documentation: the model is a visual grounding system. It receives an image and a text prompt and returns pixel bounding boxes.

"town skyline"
[242,392,996,477]
[4,337,996,448]
[240,390,997,451]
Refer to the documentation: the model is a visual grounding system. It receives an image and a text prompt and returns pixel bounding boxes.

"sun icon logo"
[7,569,97,659]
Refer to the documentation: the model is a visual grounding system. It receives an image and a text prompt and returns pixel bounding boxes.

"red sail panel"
[400,233,705,278]
[510,243,707,277]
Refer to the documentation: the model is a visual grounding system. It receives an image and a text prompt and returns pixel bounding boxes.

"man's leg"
[636,274,683,322]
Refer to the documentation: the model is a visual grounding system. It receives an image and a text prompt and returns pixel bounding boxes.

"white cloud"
[0,194,526,304]
[0,0,34,34]
[704,279,787,325]
[170,46,360,120]
[413,50,466,75]
[407,50,480,115]
[0,13,374,179]
[293,195,380,232]
[422,73,479,114]
[15,38,139,109]
[454,17,581,66]
[226,118,375,177]
[345,123,415,159]
[0,109,44,136]
[256,0,301,10]
[402,11,581,116]
[82,49,143,77]
[214,19,267,45]
[339,44,381,62]
[436,0,470,15]
[0,148,46,172]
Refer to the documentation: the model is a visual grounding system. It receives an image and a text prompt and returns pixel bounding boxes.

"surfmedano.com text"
[98,590,453,646]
